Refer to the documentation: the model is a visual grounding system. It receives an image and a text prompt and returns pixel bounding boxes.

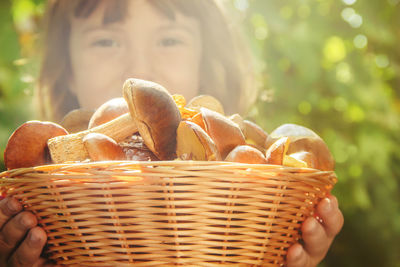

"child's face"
[68,0,202,110]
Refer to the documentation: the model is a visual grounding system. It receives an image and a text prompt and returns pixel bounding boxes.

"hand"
[286,194,344,267]
[0,197,49,267]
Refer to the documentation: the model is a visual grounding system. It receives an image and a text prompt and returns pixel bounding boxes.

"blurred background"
[0,0,399,266]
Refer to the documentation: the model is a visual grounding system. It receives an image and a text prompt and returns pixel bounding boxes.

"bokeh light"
[342,0,357,5]
[324,36,347,63]
[375,54,390,68]
[353,34,368,49]
[233,0,249,12]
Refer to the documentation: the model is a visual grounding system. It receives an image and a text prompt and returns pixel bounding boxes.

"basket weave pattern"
[0,161,336,266]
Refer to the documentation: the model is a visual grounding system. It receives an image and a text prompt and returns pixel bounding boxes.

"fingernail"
[305,217,318,233]
[292,244,303,261]
[20,215,34,228]
[329,195,339,208]
[321,197,332,213]
[29,230,41,245]
[7,198,20,212]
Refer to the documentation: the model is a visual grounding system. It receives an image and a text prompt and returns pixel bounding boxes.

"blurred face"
[69,0,202,110]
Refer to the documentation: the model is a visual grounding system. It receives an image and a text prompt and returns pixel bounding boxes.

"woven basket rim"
[0,160,336,176]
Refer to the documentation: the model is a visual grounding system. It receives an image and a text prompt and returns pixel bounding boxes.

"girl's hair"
[37,0,256,122]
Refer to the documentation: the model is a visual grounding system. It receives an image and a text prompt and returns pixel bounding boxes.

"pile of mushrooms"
[3,78,334,171]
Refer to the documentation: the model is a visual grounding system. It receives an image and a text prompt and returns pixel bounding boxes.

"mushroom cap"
[4,121,68,170]
[187,94,225,115]
[200,107,246,159]
[61,108,94,133]
[176,120,220,161]
[88,97,129,129]
[123,78,181,160]
[225,145,267,164]
[266,123,335,171]
[83,132,126,161]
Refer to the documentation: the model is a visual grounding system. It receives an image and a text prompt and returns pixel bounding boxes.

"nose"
[121,44,153,82]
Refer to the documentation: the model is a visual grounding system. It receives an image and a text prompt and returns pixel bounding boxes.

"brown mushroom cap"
[287,138,334,171]
[176,120,220,161]
[83,133,126,161]
[265,136,290,165]
[187,94,225,115]
[88,97,129,129]
[229,113,244,128]
[242,120,268,149]
[61,108,94,133]
[4,121,68,170]
[200,107,246,159]
[225,145,267,164]
[229,115,268,152]
[266,123,335,171]
[123,78,181,160]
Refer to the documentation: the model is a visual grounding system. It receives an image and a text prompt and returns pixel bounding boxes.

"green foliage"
[0,0,42,171]
[231,0,400,266]
[0,0,399,266]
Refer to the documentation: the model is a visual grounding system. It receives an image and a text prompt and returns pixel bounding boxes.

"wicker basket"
[0,161,336,266]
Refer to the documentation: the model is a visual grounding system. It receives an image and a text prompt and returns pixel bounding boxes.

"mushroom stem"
[48,113,137,163]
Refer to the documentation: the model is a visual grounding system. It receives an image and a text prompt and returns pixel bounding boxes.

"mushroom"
[88,97,129,129]
[200,108,246,159]
[187,94,225,115]
[265,136,290,165]
[176,120,220,161]
[228,113,244,129]
[265,123,335,171]
[229,114,268,151]
[188,112,206,131]
[83,133,126,161]
[4,121,68,169]
[48,78,181,163]
[61,108,94,133]
[242,120,268,149]
[225,145,267,164]
[123,79,181,160]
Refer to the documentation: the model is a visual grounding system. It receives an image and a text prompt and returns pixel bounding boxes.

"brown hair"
[37,0,256,122]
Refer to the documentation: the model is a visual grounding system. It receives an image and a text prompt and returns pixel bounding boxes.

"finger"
[0,197,22,229]
[286,243,311,267]
[301,216,330,259]
[0,211,37,257]
[317,196,344,238]
[8,226,47,267]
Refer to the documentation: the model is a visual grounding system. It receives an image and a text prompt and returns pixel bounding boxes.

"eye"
[158,37,184,47]
[92,38,120,47]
